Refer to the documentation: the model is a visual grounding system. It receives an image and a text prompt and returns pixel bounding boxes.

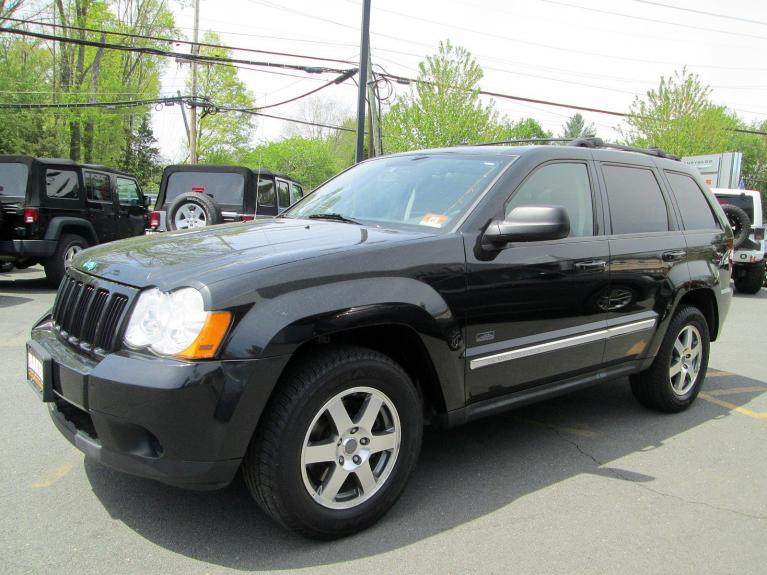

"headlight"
[124,287,231,359]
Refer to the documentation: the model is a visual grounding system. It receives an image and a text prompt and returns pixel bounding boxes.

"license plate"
[27,347,44,392]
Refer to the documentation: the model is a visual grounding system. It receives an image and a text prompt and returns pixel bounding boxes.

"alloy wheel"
[669,325,702,396]
[174,203,207,229]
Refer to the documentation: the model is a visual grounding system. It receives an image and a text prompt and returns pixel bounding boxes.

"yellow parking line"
[698,392,767,420]
[32,461,76,488]
[706,370,735,377]
[705,386,767,397]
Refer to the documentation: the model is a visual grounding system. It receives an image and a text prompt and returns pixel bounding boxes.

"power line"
[540,0,767,41]
[0,26,355,75]
[626,0,767,27]
[3,16,357,65]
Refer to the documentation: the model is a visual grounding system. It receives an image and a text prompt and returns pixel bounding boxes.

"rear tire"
[630,306,710,413]
[721,204,751,249]
[733,261,765,294]
[242,345,422,539]
[167,192,222,230]
[43,233,88,287]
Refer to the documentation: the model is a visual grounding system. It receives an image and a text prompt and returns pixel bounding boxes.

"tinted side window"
[602,165,669,234]
[665,172,719,230]
[46,169,79,200]
[257,179,275,208]
[506,162,594,237]
[116,177,140,205]
[277,180,291,209]
[85,172,113,202]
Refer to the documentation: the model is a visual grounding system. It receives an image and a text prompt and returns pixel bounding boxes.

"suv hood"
[72,218,431,289]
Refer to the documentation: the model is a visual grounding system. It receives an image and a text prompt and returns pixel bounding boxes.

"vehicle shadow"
[0,267,55,294]
[84,371,766,571]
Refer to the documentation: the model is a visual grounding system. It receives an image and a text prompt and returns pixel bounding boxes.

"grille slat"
[52,272,132,354]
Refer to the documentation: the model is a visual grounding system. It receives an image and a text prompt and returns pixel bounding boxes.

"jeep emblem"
[83,260,97,271]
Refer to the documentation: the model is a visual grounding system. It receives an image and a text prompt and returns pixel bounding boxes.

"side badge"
[476,330,495,343]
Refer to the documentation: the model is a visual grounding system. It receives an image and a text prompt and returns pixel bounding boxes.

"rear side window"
[165,172,244,207]
[46,169,79,200]
[602,165,669,234]
[257,178,275,208]
[277,180,291,209]
[85,172,112,202]
[0,163,29,199]
[116,177,141,205]
[665,172,719,230]
[506,162,594,237]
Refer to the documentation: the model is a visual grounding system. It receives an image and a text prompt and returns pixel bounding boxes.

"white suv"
[713,188,765,294]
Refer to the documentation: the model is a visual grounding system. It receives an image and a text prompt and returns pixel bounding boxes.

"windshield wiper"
[307,213,362,225]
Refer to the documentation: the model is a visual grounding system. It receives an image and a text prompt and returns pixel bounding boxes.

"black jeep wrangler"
[0,156,149,285]
[27,140,732,539]
[150,164,304,231]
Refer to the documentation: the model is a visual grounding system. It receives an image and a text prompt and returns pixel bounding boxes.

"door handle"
[575,260,607,272]
[662,250,687,262]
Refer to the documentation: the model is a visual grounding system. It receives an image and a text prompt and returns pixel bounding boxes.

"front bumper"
[0,239,56,259]
[29,319,289,489]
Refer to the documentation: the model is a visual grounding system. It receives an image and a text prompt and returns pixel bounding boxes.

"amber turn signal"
[176,311,232,359]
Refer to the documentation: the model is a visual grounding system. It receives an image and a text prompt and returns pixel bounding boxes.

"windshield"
[284,154,510,231]
[165,171,245,207]
[0,163,29,200]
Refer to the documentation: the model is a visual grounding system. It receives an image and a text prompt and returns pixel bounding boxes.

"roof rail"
[473,138,573,146]
[567,137,680,161]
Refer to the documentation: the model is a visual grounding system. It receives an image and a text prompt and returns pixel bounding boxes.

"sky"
[153,0,767,161]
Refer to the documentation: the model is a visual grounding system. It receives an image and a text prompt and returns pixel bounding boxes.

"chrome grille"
[52,273,132,353]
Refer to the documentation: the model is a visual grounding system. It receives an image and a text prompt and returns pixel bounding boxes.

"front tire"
[630,306,710,413]
[243,346,422,539]
[43,233,88,287]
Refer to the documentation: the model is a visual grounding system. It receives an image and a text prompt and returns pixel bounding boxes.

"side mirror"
[142,196,151,208]
[483,205,570,247]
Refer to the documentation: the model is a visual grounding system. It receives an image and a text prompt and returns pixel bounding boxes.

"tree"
[621,68,738,156]
[242,137,338,189]
[490,117,551,142]
[190,31,255,163]
[559,113,595,139]
[121,114,163,190]
[382,40,500,152]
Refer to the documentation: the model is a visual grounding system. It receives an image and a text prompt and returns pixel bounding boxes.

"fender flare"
[43,217,99,246]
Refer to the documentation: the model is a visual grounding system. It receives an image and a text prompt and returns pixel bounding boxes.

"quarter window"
[602,165,669,234]
[506,162,594,237]
[85,172,113,202]
[665,172,719,230]
[257,178,275,208]
[46,169,79,200]
[291,183,304,204]
[116,177,141,205]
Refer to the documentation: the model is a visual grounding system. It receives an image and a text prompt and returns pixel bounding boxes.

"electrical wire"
[626,0,767,27]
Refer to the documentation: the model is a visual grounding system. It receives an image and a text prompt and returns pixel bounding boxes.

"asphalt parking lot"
[1,266,765,575]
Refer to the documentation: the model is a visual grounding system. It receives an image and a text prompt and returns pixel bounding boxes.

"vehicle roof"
[711,188,761,196]
[162,163,299,183]
[0,154,135,176]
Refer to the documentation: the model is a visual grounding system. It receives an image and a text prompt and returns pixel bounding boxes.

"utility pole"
[188,0,200,164]
[355,0,371,163]
[178,90,191,146]
[366,50,382,158]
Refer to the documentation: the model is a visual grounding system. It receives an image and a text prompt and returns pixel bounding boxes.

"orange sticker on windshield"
[421,213,449,228]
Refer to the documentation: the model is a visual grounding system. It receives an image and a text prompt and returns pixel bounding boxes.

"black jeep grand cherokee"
[27,140,732,539]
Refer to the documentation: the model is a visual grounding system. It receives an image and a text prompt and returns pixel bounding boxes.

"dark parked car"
[0,156,149,285]
[27,139,732,539]
[150,164,304,231]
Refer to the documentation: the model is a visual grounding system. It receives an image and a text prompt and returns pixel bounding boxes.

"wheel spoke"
[669,360,683,378]
[368,430,397,454]
[319,466,349,501]
[681,327,692,349]
[304,440,337,464]
[355,394,383,431]
[326,398,353,434]
[674,338,685,356]
[354,461,377,494]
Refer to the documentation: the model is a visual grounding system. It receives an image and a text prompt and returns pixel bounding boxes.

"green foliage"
[121,114,162,190]
[242,137,339,189]
[382,40,550,151]
[191,31,255,164]
[622,68,739,156]
[559,113,595,139]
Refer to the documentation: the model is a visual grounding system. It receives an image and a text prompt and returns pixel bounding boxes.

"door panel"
[84,171,116,243]
[115,177,146,238]
[464,160,609,402]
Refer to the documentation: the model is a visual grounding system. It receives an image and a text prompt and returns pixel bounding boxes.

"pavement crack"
[514,415,766,522]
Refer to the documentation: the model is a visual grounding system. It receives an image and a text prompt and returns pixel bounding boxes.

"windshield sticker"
[421,213,449,228]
